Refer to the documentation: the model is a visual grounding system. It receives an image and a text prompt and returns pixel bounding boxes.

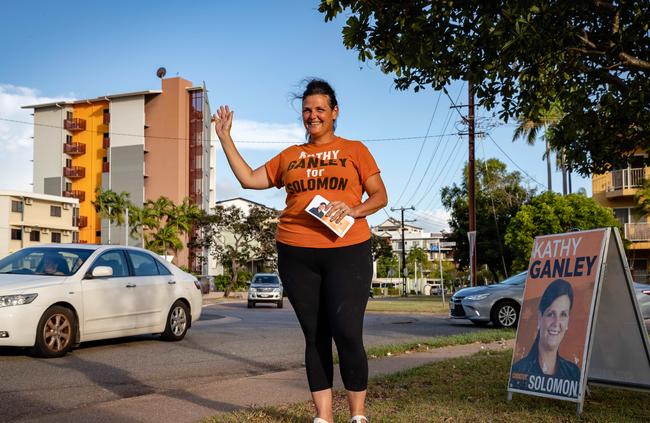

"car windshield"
[0,248,94,277]
[253,275,279,284]
[498,272,527,286]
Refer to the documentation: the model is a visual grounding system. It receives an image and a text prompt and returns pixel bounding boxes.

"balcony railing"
[63,142,86,155]
[103,136,110,149]
[63,166,85,178]
[74,216,88,228]
[625,223,650,242]
[103,111,110,125]
[102,162,110,173]
[63,118,86,132]
[609,168,645,191]
[63,190,85,202]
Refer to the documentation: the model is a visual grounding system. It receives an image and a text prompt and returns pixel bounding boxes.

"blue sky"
[0,0,591,231]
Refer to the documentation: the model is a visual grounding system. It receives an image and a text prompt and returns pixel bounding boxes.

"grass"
[207,349,650,423]
[366,295,449,314]
[363,328,515,360]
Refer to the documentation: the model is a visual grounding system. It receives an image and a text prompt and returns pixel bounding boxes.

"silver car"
[634,282,650,322]
[449,271,527,328]
[247,273,283,308]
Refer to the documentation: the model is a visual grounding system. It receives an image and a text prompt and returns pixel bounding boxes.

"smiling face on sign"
[538,294,571,352]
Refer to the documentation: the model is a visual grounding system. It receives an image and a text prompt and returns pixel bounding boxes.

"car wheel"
[161,300,189,341]
[248,301,254,308]
[491,301,519,328]
[32,306,76,358]
[277,300,283,308]
[471,320,489,327]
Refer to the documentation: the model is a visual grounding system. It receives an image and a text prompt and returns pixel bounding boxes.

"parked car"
[634,282,650,320]
[0,244,203,358]
[449,271,527,328]
[248,273,283,308]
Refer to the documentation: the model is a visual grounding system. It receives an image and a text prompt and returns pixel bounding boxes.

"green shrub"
[213,275,230,291]
[387,288,400,296]
[372,287,382,297]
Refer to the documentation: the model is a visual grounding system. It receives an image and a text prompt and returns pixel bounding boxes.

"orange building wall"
[71,101,108,243]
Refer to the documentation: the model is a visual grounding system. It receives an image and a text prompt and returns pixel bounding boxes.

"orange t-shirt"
[265,137,380,248]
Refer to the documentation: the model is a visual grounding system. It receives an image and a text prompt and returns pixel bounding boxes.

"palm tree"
[513,104,563,193]
[147,224,183,258]
[93,189,131,244]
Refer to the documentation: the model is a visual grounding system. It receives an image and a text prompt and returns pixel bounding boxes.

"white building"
[372,218,454,263]
[0,191,79,258]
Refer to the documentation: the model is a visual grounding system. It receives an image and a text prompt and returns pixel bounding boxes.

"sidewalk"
[20,339,514,423]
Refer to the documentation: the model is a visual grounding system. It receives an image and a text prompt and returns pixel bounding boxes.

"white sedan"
[0,244,203,358]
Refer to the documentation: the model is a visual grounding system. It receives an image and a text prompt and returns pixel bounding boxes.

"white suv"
[248,273,283,308]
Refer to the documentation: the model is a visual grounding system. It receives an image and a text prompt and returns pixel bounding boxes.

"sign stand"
[507,227,650,414]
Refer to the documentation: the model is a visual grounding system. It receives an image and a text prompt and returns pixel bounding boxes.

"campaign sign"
[508,229,607,402]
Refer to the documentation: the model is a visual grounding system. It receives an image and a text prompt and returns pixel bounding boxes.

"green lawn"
[366,295,449,314]
[208,349,650,422]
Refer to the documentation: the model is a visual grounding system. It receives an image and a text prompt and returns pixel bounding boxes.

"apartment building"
[372,218,454,263]
[0,191,79,258]
[592,153,650,282]
[23,77,216,271]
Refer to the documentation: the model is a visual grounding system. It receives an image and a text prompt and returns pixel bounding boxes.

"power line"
[401,83,465,206]
[414,136,464,208]
[0,116,459,145]
[394,90,443,205]
[485,133,545,188]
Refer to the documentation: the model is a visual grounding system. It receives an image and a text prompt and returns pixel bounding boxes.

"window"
[0,247,93,277]
[11,200,23,213]
[10,229,21,240]
[72,232,79,243]
[65,182,72,192]
[91,250,129,277]
[155,259,172,275]
[51,232,61,243]
[66,111,72,120]
[128,250,160,276]
[66,158,72,168]
[66,135,72,144]
[50,206,62,217]
[30,231,40,242]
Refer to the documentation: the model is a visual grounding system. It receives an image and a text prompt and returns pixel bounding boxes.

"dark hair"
[319,202,326,206]
[539,278,574,313]
[299,78,338,109]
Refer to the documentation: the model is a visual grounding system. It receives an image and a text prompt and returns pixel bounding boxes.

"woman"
[512,278,580,382]
[213,79,387,423]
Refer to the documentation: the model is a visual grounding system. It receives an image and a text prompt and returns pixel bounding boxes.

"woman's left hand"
[325,201,357,223]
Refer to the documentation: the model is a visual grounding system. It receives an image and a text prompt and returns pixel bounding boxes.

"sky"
[0,0,592,232]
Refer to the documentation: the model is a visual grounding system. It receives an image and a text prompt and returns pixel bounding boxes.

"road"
[0,300,480,423]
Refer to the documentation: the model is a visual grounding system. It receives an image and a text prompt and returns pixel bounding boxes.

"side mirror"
[91,266,113,278]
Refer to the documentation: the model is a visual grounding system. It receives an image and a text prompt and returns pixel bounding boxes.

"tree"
[192,205,279,297]
[406,246,431,278]
[505,192,621,271]
[441,158,535,281]
[376,254,398,278]
[371,233,393,261]
[513,103,564,193]
[92,188,131,244]
[147,224,183,257]
[319,1,650,175]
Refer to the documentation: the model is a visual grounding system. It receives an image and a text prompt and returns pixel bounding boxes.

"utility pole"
[467,82,477,287]
[391,206,415,296]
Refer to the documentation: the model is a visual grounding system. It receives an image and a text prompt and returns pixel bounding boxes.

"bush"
[372,287,382,297]
[213,275,230,291]
[387,288,400,296]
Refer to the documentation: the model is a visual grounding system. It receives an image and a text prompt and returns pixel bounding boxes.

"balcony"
[63,142,86,155]
[63,190,85,202]
[606,168,646,199]
[63,166,85,179]
[102,162,110,173]
[103,111,110,125]
[74,216,88,228]
[103,135,110,149]
[63,118,86,132]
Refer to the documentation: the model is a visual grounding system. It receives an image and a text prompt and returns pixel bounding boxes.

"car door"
[82,249,138,335]
[125,250,175,329]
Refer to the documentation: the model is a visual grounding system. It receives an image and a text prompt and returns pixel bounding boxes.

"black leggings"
[277,240,372,392]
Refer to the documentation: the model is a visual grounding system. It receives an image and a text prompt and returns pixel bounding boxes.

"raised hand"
[212,105,233,141]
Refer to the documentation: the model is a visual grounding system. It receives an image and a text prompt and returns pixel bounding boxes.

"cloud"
[408,208,450,233]
[0,84,72,191]
[228,119,305,150]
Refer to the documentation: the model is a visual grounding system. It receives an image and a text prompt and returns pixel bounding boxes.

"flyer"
[305,194,354,238]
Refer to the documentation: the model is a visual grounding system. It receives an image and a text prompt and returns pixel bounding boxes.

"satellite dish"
[156,67,167,79]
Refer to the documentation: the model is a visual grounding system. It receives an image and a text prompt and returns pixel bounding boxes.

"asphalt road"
[0,300,481,423]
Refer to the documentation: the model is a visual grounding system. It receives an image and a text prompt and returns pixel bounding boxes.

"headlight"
[0,293,38,308]
[249,288,257,293]
[193,279,201,290]
[466,293,490,301]
[273,288,280,293]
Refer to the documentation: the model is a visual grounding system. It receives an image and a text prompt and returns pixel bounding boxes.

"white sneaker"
[350,416,368,423]
[313,418,329,423]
